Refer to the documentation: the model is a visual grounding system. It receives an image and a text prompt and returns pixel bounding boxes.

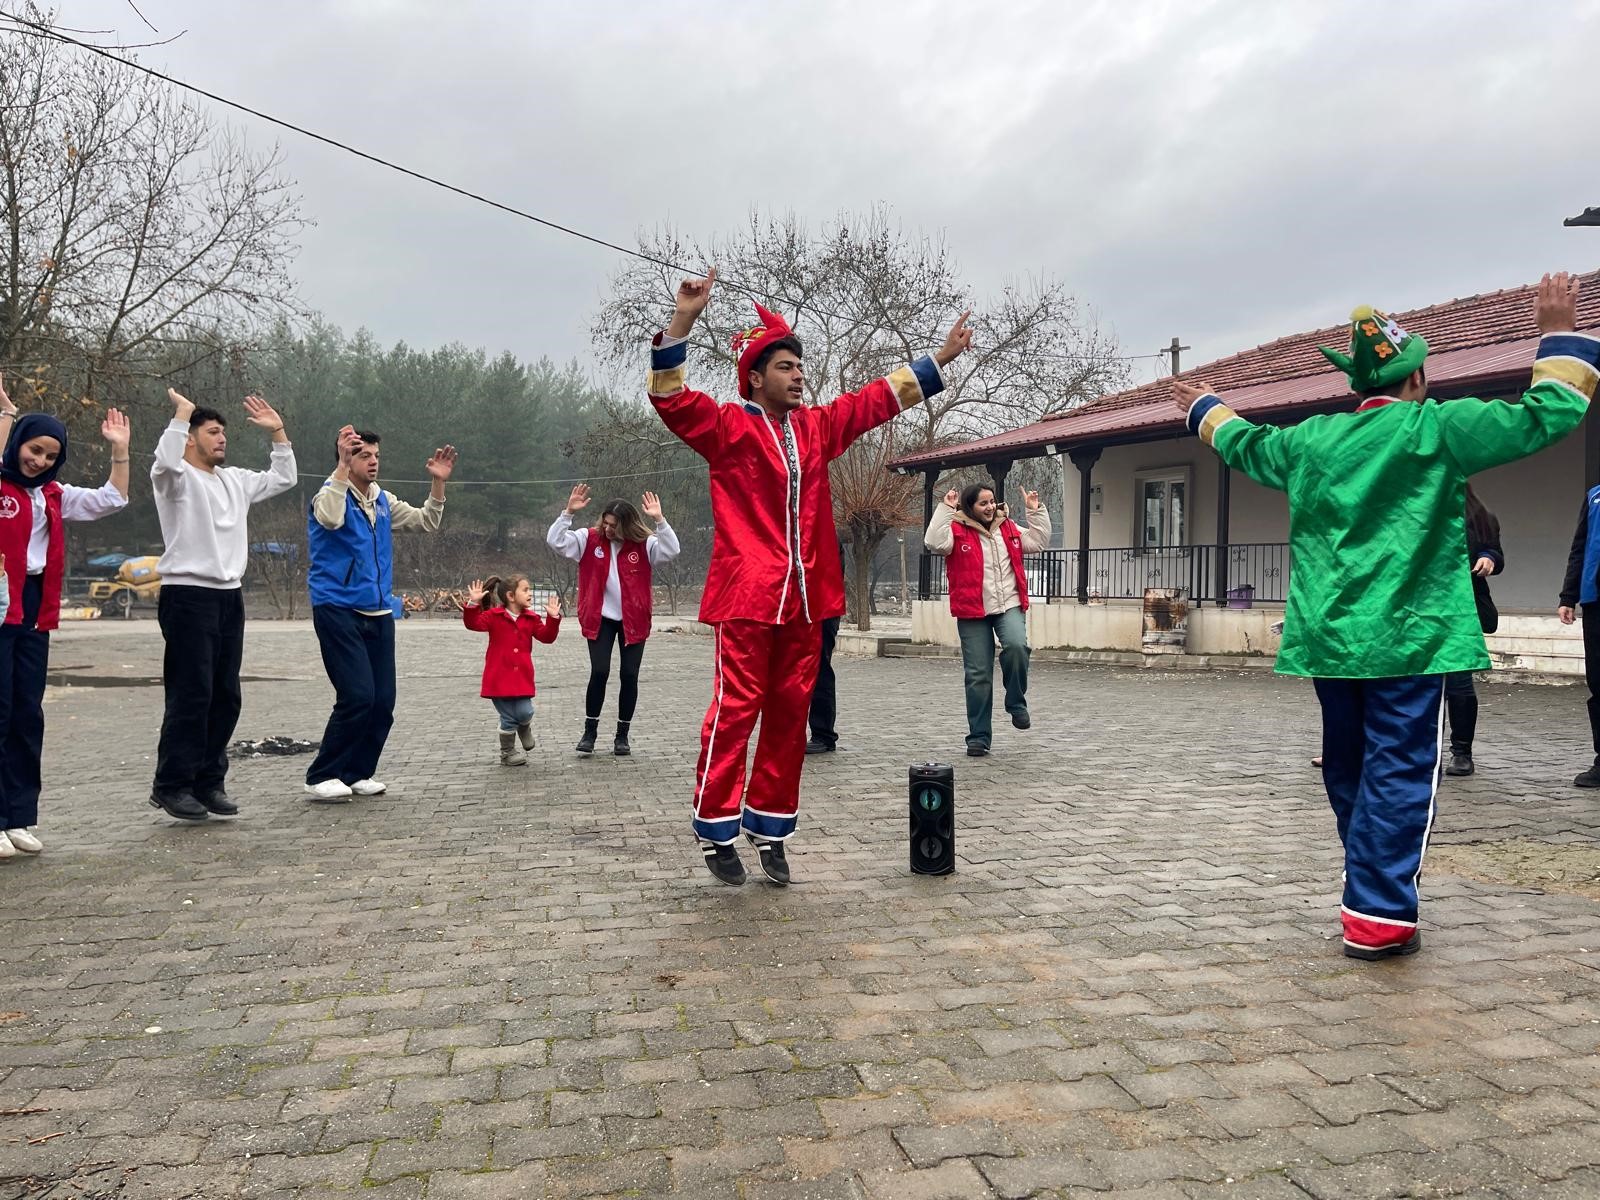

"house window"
[1135,470,1188,548]
[1088,484,1103,516]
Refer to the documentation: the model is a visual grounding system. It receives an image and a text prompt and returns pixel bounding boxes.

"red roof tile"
[890,269,1600,470]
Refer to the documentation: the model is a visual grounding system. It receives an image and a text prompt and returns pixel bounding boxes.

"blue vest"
[1582,485,1600,606]
[308,484,394,611]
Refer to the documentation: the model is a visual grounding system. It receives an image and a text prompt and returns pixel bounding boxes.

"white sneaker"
[350,779,386,796]
[4,828,41,853]
[303,779,354,803]
[0,832,14,859]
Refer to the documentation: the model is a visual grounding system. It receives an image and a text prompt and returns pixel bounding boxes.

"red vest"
[0,480,63,630]
[945,517,1029,620]
[577,531,653,645]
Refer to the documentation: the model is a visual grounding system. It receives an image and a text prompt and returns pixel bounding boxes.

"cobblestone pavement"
[4,618,1600,1199]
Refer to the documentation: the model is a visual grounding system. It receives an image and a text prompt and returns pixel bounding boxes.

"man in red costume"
[650,269,972,886]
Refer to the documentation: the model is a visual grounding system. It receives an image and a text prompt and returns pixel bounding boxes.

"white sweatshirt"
[152,419,299,589]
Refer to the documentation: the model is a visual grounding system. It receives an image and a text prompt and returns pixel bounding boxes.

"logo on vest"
[958,543,970,552]
[0,496,17,520]
[593,546,605,559]
[627,551,640,564]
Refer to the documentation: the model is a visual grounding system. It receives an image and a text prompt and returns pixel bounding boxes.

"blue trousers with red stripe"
[1313,675,1445,953]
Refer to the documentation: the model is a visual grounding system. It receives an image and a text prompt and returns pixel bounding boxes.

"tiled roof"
[890,269,1600,470]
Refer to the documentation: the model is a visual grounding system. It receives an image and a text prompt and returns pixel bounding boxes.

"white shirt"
[546,511,681,621]
[27,481,128,574]
[151,419,298,589]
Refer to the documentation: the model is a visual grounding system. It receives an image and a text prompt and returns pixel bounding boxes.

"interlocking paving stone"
[3,620,1600,1197]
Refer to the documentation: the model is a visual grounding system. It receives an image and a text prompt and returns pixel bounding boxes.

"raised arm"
[152,388,194,495]
[817,311,970,460]
[546,484,591,560]
[649,270,728,459]
[1018,490,1052,551]
[240,395,297,501]
[925,488,959,555]
[1174,380,1293,493]
[388,445,455,532]
[640,490,681,564]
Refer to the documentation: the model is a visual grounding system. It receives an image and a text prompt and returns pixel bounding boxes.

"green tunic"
[1187,335,1597,678]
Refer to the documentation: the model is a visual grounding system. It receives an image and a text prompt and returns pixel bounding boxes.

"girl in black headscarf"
[0,378,131,860]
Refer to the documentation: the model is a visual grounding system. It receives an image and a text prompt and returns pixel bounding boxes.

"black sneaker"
[149,789,209,822]
[702,842,746,886]
[805,738,836,755]
[1444,752,1474,778]
[613,725,631,757]
[966,743,990,757]
[747,836,790,886]
[1010,710,1031,730]
[575,725,597,756]
[1343,931,1422,961]
[1575,762,1600,788]
[194,787,239,816]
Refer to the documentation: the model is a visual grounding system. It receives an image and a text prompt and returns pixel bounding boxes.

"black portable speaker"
[909,762,955,875]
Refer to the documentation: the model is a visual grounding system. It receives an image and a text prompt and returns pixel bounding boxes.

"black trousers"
[0,575,49,827]
[808,616,840,745]
[306,606,396,785]
[1585,603,1600,757]
[585,618,646,725]
[154,585,245,795]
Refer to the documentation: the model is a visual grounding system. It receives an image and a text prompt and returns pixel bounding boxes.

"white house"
[890,269,1600,674]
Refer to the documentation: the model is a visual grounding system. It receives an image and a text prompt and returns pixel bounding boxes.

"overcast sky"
[52,0,1600,387]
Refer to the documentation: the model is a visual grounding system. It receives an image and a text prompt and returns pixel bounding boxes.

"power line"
[1,10,1162,368]
[291,463,708,488]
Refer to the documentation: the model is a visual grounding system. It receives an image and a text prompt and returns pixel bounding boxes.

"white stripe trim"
[1340,906,1419,928]
[759,415,794,622]
[692,625,726,818]
[1412,676,1445,898]
[742,803,796,819]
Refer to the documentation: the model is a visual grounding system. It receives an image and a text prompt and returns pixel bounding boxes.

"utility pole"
[1168,336,1191,376]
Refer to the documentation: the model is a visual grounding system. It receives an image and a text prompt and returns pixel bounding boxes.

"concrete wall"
[912,599,1586,675]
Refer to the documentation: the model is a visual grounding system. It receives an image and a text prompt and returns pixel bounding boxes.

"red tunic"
[462,604,559,697]
[945,517,1030,619]
[648,336,945,625]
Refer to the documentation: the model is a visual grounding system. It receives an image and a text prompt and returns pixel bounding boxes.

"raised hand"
[943,488,959,509]
[425,445,458,481]
[1535,271,1580,336]
[100,407,130,449]
[640,490,663,521]
[935,310,974,367]
[168,387,195,422]
[1023,489,1041,513]
[566,482,591,514]
[336,425,362,467]
[0,374,16,418]
[1171,380,1214,413]
[466,578,486,606]
[243,394,285,433]
[675,268,716,319]
[545,594,562,619]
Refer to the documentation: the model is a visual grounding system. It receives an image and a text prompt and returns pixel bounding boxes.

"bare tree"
[592,208,1128,627]
[0,7,304,442]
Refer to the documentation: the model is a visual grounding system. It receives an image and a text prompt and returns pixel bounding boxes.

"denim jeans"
[491,697,534,732]
[956,606,1030,748]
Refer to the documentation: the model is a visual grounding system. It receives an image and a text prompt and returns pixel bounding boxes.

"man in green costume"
[1175,273,1598,959]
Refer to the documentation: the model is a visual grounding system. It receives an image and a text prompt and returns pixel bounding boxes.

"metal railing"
[918,543,1290,605]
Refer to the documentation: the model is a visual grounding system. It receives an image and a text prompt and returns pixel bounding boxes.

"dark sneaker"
[613,727,631,757]
[805,738,836,755]
[194,787,239,816]
[1010,709,1031,730]
[1575,763,1600,788]
[702,842,746,886]
[966,743,990,757]
[575,727,597,756]
[1444,752,1474,777]
[1343,931,1422,961]
[747,836,790,886]
[149,789,209,822]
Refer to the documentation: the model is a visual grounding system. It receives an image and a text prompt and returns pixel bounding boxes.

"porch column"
[918,468,936,600]
[985,458,1013,503]
[1214,462,1232,606]
[1068,447,1101,604]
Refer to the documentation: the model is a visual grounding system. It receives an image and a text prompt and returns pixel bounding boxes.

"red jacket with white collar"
[462,604,560,697]
[648,335,945,624]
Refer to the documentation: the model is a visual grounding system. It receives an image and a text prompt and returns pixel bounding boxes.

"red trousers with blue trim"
[1313,675,1445,954]
[692,619,822,845]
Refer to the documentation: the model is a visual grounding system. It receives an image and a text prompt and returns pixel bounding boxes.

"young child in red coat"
[462,574,560,765]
